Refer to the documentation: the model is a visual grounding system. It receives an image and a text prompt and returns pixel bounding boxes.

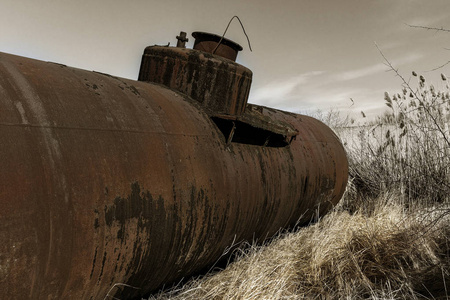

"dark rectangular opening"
[211,117,290,148]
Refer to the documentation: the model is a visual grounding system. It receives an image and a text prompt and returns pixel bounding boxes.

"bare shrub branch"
[405,23,450,33]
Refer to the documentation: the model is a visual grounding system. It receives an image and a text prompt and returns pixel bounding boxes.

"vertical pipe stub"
[192,31,243,61]
[176,31,189,48]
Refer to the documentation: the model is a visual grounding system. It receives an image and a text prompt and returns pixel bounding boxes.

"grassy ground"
[146,74,450,299]
[149,194,449,300]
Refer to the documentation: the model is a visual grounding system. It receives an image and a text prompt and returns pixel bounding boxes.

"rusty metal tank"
[0,31,348,299]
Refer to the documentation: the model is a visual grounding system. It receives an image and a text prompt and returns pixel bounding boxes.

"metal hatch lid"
[192,31,243,61]
[192,31,243,51]
[212,104,299,137]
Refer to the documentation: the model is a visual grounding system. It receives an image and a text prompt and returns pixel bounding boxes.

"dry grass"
[149,194,449,300]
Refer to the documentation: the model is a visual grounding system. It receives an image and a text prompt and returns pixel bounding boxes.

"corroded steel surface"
[0,51,348,299]
[138,46,252,116]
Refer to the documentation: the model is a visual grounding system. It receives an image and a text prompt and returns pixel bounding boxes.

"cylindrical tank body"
[0,51,348,299]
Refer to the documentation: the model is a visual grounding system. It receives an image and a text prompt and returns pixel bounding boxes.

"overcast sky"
[1,0,449,120]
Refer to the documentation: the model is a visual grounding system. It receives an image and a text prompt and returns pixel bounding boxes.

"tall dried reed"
[338,73,450,205]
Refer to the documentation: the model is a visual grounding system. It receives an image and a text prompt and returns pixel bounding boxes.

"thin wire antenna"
[212,16,253,55]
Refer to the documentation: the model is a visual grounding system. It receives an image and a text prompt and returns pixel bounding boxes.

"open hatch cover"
[211,104,298,147]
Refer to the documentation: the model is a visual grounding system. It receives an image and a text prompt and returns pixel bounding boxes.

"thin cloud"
[250,71,325,104]
[335,53,423,82]
[377,41,403,51]
[336,64,387,81]
[392,53,424,66]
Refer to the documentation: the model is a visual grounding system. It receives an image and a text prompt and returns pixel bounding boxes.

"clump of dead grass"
[150,194,449,300]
